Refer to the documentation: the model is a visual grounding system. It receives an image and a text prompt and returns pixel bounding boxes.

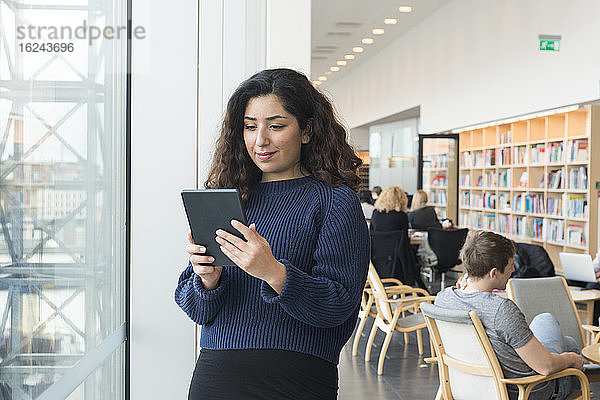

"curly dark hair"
[204,68,362,202]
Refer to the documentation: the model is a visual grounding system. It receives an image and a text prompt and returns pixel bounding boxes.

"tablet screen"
[181,189,247,267]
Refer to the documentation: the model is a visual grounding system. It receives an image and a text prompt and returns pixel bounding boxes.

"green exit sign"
[540,40,560,51]
[539,34,561,52]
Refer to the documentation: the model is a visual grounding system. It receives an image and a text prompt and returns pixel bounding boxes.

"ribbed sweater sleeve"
[260,185,370,328]
[174,262,229,325]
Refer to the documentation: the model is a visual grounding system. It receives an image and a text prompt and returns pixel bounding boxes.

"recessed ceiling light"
[398,6,412,13]
[352,46,364,53]
[325,71,332,75]
[337,60,347,66]
[361,38,374,44]
[372,28,385,35]
[330,66,340,72]
[313,80,322,86]
[318,76,327,81]
[344,54,355,60]
[384,18,397,24]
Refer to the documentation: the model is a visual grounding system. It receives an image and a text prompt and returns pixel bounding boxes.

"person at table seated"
[408,190,441,230]
[370,186,409,232]
[359,190,375,222]
[436,230,584,400]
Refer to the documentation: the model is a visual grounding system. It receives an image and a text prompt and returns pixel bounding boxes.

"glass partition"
[0,0,128,398]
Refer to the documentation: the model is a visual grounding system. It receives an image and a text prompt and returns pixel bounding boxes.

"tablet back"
[181,189,247,267]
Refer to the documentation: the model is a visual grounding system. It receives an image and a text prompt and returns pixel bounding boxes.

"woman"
[359,190,375,221]
[370,186,409,231]
[174,68,370,399]
[371,186,382,204]
[408,189,441,230]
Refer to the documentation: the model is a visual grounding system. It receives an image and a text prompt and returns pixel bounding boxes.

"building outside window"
[0,0,128,398]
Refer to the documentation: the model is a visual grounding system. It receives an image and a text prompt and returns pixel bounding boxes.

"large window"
[0,0,128,398]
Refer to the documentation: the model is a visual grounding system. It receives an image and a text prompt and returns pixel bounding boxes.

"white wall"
[130,0,198,398]
[326,0,600,133]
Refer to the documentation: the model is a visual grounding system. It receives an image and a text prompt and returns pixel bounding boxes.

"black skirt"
[188,348,338,400]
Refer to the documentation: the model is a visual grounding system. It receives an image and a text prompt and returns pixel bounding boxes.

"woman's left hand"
[215,220,287,293]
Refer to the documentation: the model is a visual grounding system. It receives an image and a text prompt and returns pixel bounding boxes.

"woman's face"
[243,94,310,182]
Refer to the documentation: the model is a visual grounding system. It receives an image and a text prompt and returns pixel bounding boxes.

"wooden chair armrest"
[500,368,586,385]
[386,296,436,305]
[583,325,600,333]
[424,357,438,364]
[381,278,404,286]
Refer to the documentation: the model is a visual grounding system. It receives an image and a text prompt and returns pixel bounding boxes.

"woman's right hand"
[187,232,223,291]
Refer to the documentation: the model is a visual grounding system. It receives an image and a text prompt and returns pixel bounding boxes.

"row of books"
[429,189,447,205]
[567,166,587,190]
[460,173,471,186]
[529,144,545,164]
[565,196,586,218]
[461,139,589,167]
[460,211,587,246]
[424,154,449,169]
[499,130,512,144]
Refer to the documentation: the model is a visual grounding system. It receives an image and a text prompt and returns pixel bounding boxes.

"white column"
[197,0,311,184]
[130,0,198,399]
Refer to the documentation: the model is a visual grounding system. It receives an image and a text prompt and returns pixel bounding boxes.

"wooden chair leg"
[417,329,423,355]
[352,313,368,356]
[365,320,378,362]
[377,330,394,375]
[404,332,409,345]
[434,386,443,400]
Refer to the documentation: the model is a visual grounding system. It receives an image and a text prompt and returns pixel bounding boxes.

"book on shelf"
[567,166,587,189]
[499,130,512,145]
[547,142,564,163]
[498,214,510,234]
[460,173,471,186]
[566,224,585,246]
[483,192,497,209]
[566,139,588,162]
[546,197,563,216]
[518,172,528,188]
[485,214,496,230]
[546,219,565,243]
[485,171,498,187]
[461,151,472,168]
[512,216,527,237]
[499,170,512,188]
[566,196,587,218]
[513,194,524,213]
[485,149,496,167]
[473,151,483,167]
[530,143,545,164]
[475,174,483,187]
[548,168,564,189]
[527,218,544,239]
[497,147,511,165]
[461,191,471,207]
[514,146,527,164]
[471,192,483,208]
[498,193,510,210]
[525,193,545,214]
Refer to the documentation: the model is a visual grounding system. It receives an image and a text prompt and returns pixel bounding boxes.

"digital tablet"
[181,189,247,267]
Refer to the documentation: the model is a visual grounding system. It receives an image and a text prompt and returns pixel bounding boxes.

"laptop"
[560,252,597,283]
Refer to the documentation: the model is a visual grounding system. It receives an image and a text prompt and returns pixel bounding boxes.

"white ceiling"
[311,0,450,86]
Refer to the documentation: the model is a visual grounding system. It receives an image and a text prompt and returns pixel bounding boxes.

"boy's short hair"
[460,230,515,277]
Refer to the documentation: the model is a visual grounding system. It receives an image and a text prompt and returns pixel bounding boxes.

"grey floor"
[338,276,600,399]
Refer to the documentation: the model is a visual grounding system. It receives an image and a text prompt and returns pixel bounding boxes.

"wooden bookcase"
[422,139,458,223]
[458,105,600,273]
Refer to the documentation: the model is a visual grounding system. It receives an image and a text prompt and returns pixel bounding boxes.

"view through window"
[0,0,128,398]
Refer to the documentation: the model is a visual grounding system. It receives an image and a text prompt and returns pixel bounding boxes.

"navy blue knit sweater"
[174,175,370,364]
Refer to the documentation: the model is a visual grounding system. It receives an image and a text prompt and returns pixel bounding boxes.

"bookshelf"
[356,151,370,193]
[421,137,458,223]
[458,105,600,273]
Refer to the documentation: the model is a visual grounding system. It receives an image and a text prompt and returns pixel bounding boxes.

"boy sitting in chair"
[435,230,584,400]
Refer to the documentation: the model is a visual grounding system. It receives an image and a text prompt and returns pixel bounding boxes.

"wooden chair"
[352,275,405,356]
[421,302,591,400]
[364,263,435,375]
